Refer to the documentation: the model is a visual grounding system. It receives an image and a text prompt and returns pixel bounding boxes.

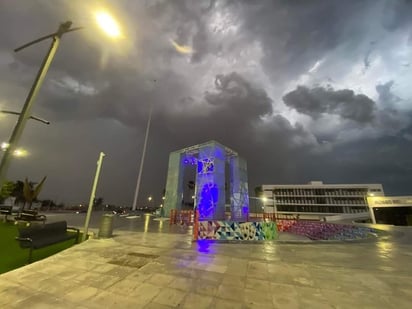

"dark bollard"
[98,214,114,238]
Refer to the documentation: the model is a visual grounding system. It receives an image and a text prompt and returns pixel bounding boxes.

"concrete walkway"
[1,225,412,308]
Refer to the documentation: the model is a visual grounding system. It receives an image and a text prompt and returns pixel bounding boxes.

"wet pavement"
[0,214,412,308]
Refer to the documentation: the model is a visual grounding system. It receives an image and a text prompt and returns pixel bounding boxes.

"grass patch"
[0,221,82,275]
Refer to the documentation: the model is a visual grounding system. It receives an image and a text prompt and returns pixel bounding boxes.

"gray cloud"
[382,0,412,31]
[376,80,401,106]
[1,0,412,206]
[283,86,376,123]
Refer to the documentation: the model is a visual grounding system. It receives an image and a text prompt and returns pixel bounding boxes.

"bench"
[16,221,79,263]
[0,206,13,222]
[14,210,47,225]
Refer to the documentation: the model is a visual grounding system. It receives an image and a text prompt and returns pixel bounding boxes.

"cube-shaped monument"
[164,140,249,221]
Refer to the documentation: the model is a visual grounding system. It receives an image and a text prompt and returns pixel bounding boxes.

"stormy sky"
[1,0,412,207]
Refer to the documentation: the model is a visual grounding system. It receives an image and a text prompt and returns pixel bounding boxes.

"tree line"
[0,177,53,210]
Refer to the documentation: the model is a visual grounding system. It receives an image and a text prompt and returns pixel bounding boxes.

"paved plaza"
[0,215,412,308]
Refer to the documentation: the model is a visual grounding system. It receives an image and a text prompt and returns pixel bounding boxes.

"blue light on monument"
[197,159,214,174]
[198,182,219,219]
[183,156,197,165]
[164,141,249,221]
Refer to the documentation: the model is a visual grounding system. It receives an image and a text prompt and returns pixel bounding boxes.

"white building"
[367,196,412,226]
[262,181,384,220]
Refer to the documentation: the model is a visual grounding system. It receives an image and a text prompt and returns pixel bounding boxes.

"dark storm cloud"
[145,0,217,63]
[376,80,401,106]
[294,135,412,195]
[382,0,412,31]
[229,0,378,83]
[205,72,272,118]
[283,86,376,123]
[1,0,412,206]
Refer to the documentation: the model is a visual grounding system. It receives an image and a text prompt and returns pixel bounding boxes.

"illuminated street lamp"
[0,11,122,188]
[1,143,28,157]
[12,149,28,158]
[94,11,122,38]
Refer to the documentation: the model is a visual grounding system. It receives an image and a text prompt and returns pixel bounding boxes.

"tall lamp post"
[0,12,122,188]
[0,21,81,188]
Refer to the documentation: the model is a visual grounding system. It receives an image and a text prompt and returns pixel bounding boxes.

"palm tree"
[0,180,15,203]
[23,176,47,210]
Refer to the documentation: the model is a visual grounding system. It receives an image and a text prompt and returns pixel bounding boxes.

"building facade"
[262,181,384,220]
[367,196,412,226]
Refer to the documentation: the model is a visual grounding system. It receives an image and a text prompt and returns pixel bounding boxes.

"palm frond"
[33,176,47,200]
[23,178,33,203]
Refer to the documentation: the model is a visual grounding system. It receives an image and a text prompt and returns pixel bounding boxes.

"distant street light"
[0,11,122,188]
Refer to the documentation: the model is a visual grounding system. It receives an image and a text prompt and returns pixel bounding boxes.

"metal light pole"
[0,21,81,188]
[83,152,106,241]
[131,100,154,211]
[1,110,50,125]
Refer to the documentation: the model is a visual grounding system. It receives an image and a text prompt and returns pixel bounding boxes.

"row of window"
[268,188,369,196]
[277,205,368,214]
[274,197,367,205]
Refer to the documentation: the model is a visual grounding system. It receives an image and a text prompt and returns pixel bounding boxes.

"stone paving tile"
[197,269,224,283]
[147,273,176,286]
[87,290,145,309]
[105,277,143,295]
[244,288,273,306]
[245,277,271,292]
[104,265,136,278]
[62,285,101,303]
[216,284,245,302]
[1,227,412,308]
[221,274,246,288]
[169,277,196,291]
[144,302,174,309]
[152,287,186,307]
[125,269,153,283]
[181,292,214,309]
[211,297,244,309]
[272,294,300,309]
[205,264,228,273]
[87,273,122,290]
[11,293,80,309]
[131,282,162,305]
[35,277,78,295]
[0,286,33,307]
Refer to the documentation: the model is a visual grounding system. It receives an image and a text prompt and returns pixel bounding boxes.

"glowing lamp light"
[1,142,10,151]
[148,196,152,201]
[94,11,122,38]
[13,149,28,157]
